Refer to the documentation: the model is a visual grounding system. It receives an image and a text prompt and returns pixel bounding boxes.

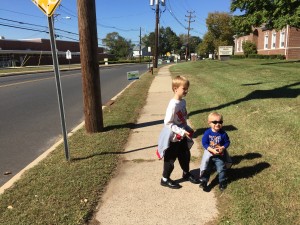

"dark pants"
[162,138,191,179]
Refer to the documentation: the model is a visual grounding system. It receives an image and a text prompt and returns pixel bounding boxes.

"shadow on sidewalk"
[104,119,164,131]
[72,144,158,161]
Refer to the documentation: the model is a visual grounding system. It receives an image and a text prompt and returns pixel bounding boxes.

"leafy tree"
[142,32,155,56]
[142,27,182,57]
[197,32,214,57]
[197,12,234,57]
[102,32,133,59]
[242,40,257,57]
[178,33,188,57]
[189,36,202,54]
[231,0,300,34]
[160,27,181,55]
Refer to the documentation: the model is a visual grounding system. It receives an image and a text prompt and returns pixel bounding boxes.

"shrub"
[230,55,246,59]
[247,54,285,60]
[242,41,257,57]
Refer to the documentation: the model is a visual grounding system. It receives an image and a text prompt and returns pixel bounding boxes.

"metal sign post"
[48,16,70,161]
[32,0,70,161]
[66,50,72,69]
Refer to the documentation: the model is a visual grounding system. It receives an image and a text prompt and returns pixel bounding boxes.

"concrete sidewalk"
[92,65,218,225]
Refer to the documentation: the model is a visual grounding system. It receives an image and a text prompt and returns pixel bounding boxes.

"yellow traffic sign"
[32,0,61,17]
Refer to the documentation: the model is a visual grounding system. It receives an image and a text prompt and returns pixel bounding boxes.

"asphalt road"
[0,63,148,186]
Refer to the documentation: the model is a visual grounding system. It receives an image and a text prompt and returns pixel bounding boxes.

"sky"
[0,0,233,47]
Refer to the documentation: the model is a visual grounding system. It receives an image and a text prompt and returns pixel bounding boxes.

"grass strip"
[0,70,155,224]
[170,59,300,225]
[0,64,82,76]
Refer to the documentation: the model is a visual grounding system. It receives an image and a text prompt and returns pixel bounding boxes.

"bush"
[242,41,257,57]
[230,55,246,59]
[248,54,285,60]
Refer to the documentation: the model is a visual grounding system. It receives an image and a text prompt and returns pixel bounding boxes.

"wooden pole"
[77,0,103,133]
[154,2,159,68]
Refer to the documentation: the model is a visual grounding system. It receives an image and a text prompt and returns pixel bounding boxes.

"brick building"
[0,38,110,67]
[234,25,300,59]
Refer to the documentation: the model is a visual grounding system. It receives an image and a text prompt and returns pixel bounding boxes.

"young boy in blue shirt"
[199,112,232,191]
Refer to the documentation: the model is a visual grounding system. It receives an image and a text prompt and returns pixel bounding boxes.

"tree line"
[102,1,300,60]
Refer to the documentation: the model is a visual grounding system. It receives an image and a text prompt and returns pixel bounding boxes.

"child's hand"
[213,148,220,155]
[184,130,192,139]
[208,147,219,155]
[215,146,225,154]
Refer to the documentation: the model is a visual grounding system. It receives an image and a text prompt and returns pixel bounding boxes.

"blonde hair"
[208,112,223,122]
[172,76,189,92]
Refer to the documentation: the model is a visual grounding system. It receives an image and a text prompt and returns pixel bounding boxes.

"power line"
[60,5,139,33]
[0,17,79,36]
[166,0,186,29]
[0,8,44,19]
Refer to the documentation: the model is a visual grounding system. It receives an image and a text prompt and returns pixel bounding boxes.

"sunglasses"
[211,121,223,125]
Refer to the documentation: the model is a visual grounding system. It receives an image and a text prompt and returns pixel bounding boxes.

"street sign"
[147,63,153,68]
[32,0,61,17]
[218,46,233,56]
[66,50,72,59]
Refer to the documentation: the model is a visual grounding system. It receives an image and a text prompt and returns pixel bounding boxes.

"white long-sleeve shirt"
[164,98,188,141]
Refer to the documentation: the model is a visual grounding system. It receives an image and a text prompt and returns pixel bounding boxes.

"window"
[280,29,285,48]
[272,32,276,49]
[264,34,269,49]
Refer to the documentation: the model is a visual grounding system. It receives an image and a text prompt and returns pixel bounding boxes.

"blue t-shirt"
[202,128,230,150]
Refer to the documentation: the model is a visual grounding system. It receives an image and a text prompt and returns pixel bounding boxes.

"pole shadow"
[104,119,164,131]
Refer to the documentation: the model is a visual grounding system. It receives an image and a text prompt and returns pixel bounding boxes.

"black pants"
[162,138,191,179]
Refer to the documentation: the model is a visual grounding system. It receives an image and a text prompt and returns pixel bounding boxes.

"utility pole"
[185,11,195,61]
[77,0,104,133]
[139,27,142,63]
[154,2,159,68]
[150,0,165,68]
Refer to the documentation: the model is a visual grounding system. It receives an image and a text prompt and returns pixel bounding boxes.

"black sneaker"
[199,178,208,190]
[161,178,182,189]
[182,172,200,184]
[219,181,227,191]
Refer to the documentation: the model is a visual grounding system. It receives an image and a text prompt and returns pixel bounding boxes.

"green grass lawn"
[0,64,82,76]
[170,59,300,225]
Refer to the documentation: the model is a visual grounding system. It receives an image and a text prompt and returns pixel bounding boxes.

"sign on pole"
[32,0,61,17]
[32,0,70,161]
[218,46,233,56]
[66,50,72,59]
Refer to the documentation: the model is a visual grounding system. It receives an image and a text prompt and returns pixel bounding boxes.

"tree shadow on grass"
[189,81,300,117]
[231,152,262,165]
[260,60,300,65]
